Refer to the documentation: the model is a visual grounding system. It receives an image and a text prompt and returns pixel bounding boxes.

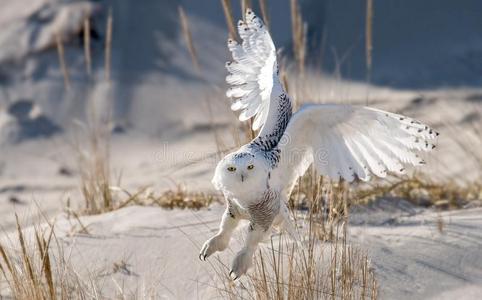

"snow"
[5,204,481,299]
[0,0,101,64]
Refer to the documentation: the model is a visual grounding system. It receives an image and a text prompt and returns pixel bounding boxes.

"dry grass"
[290,0,307,74]
[147,185,219,210]
[365,0,373,79]
[365,0,374,105]
[221,0,237,40]
[354,176,482,209]
[104,7,113,82]
[0,216,95,299]
[259,0,270,29]
[74,105,114,215]
[290,171,482,214]
[55,34,70,90]
[246,226,378,300]
[109,184,219,211]
[83,17,92,76]
[178,6,201,73]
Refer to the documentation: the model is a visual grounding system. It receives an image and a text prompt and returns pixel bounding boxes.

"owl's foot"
[199,234,229,261]
[229,248,254,280]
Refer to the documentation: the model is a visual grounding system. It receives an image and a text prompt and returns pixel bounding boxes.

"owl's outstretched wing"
[225,9,282,131]
[272,104,439,191]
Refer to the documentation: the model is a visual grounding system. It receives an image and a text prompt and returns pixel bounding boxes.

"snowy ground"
[6,203,481,299]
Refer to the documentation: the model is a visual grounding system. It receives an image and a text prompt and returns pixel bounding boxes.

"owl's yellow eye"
[247,164,254,170]
[227,166,236,172]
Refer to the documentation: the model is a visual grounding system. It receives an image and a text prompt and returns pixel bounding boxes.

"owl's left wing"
[272,104,439,192]
[225,9,282,131]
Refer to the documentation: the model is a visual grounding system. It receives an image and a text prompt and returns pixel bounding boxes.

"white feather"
[225,10,282,131]
[273,104,438,191]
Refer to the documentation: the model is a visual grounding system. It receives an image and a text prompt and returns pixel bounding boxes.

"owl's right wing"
[225,9,283,131]
[272,104,439,192]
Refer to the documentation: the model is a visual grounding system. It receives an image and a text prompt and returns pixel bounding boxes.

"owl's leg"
[229,223,267,280]
[199,203,240,261]
[229,191,280,279]
[278,200,302,244]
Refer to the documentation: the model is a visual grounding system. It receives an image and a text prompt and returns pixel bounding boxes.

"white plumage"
[225,13,278,130]
[200,8,438,280]
[272,104,438,194]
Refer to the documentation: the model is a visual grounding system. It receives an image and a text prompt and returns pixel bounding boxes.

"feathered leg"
[230,189,279,279]
[229,222,267,280]
[199,202,240,261]
[278,200,302,244]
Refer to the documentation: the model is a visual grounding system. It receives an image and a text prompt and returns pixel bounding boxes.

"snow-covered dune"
[6,204,481,299]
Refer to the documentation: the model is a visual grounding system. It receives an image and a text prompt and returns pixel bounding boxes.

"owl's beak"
[240,174,245,182]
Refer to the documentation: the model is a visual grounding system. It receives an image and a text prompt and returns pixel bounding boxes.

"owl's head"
[212,151,270,194]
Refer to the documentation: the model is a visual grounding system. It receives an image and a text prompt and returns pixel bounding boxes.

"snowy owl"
[199,9,438,279]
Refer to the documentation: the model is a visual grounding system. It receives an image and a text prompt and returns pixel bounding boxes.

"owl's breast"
[226,188,281,231]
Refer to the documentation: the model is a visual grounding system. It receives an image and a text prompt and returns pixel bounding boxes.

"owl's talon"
[230,249,253,279]
[199,234,229,262]
[229,270,239,281]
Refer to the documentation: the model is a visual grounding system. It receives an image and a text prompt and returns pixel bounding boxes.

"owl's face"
[212,152,269,195]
